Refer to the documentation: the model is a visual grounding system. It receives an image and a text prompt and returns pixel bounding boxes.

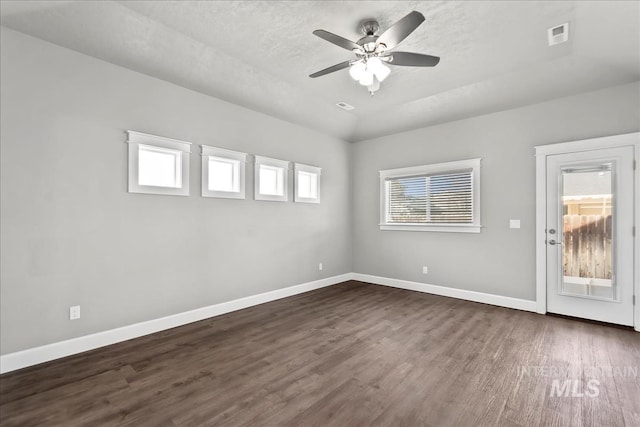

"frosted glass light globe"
[359,70,374,86]
[367,57,390,81]
[349,62,366,80]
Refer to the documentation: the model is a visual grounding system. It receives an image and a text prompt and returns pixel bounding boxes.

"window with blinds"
[380,158,481,233]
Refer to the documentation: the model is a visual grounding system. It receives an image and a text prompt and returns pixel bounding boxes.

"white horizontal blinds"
[387,170,473,224]
[428,171,473,223]
[387,176,428,223]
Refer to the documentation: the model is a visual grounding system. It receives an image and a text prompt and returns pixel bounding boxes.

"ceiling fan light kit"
[310,11,440,96]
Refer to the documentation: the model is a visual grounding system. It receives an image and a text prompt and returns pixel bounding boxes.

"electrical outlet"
[69,306,80,320]
[319,263,323,271]
[422,266,428,274]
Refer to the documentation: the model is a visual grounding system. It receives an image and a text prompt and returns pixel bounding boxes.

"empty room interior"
[1,1,640,425]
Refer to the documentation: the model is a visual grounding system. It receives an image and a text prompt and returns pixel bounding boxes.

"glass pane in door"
[560,164,615,300]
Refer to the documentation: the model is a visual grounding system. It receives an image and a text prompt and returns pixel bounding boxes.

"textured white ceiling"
[1,1,639,141]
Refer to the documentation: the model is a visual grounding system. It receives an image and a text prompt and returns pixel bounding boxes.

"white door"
[546,146,634,326]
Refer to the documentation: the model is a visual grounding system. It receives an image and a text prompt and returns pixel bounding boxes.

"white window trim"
[294,163,321,204]
[126,130,191,196]
[379,158,482,233]
[254,155,290,202]
[200,145,247,199]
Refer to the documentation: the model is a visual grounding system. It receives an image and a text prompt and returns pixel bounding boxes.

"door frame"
[534,132,640,331]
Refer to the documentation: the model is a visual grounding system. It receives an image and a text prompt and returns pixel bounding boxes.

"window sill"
[202,190,245,199]
[129,184,189,196]
[255,193,288,202]
[295,197,320,204]
[379,224,482,233]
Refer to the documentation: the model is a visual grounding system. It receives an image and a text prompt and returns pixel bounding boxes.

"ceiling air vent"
[548,23,569,46]
[336,102,355,111]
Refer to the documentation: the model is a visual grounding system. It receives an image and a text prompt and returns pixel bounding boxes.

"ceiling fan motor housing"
[357,36,379,53]
[358,21,381,53]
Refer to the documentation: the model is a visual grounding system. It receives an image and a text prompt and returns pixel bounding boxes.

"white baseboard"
[0,272,540,374]
[0,273,352,374]
[352,273,538,313]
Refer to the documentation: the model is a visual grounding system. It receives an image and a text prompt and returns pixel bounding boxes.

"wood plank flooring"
[1,281,639,426]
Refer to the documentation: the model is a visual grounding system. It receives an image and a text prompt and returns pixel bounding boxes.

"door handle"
[548,239,563,246]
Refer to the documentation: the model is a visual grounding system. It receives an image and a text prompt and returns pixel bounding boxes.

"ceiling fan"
[309,11,440,95]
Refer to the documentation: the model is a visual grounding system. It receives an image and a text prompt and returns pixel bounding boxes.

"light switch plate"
[69,305,81,320]
[510,219,521,229]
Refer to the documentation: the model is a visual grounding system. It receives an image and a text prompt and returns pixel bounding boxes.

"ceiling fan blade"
[313,30,361,51]
[309,60,352,78]
[385,52,440,67]
[376,11,425,50]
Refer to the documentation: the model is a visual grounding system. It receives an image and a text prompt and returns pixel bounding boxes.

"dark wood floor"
[1,281,639,426]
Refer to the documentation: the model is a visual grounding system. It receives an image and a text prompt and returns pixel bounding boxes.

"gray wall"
[352,82,640,301]
[0,28,352,354]
[2,26,639,357]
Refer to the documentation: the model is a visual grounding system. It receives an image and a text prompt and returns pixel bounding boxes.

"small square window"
[138,144,182,188]
[255,156,290,202]
[259,165,284,196]
[208,158,237,192]
[298,172,316,198]
[127,131,191,196]
[201,145,247,199]
[294,163,321,203]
